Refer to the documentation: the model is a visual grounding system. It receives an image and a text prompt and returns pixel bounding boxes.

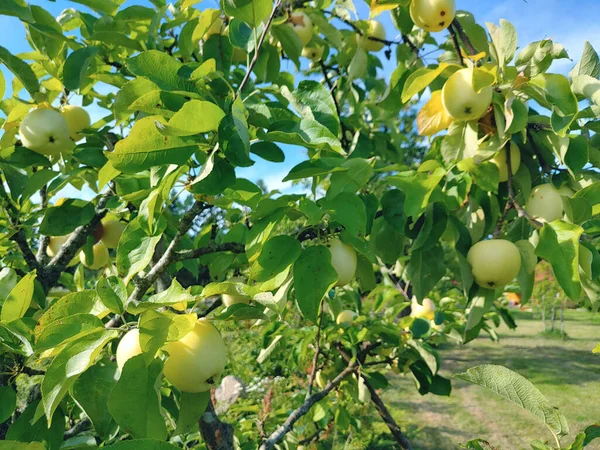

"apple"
[357,20,386,52]
[525,183,574,223]
[116,329,143,370]
[79,241,110,270]
[410,297,436,320]
[61,105,91,142]
[285,11,313,46]
[442,68,493,121]
[410,0,456,32]
[301,45,324,61]
[19,107,72,156]
[101,218,126,249]
[46,235,68,258]
[467,239,522,289]
[491,142,521,182]
[327,239,358,287]
[315,370,326,389]
[358,375,371,403]
[336,309,357,326]
[163,319,227,393]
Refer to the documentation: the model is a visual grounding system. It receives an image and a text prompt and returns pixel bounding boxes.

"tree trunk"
[198,399,235,450]
[560,302,565,336]
[541,295,547,331]
[550,306,556,331]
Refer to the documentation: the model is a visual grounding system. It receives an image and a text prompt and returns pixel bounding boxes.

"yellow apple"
[61,105,91,142]
[410,297,436,320]
[302,45,324,61]
[163,319,227,393]
[442,68,493,121]
[410,0,456,32]
[357,20,386,52]
[491,142,521,182]
[286,11,313,46]
[467,239,522,289]
[116,329,143,370]
[358,375,371,403]
[525,184,574,223]
[328,239,358,287]
[336,309,357,326]
[100,218,126,249]
[79,241,110,270]
[46,235,68,257]
[19,107,72,156]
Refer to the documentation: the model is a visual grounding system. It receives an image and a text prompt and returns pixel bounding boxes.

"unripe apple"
[525,184,574,223]
[328,239,358,287]
[285,11,313,46]
[467,239,521,289]
[163,319,227,393]
[410,297,436,320]
[410,0,456,32]
[358,375,371,403]
[19,108,72,156]
[46,235,68,258]
[116,329,143,370]
[61,105,91,142]
[302,45,324,61]
[442,68,493,121]
[491,142,521,182]
[100,218,126,249]
[336,309,357,326]
[357,20,386,52]
[79,241,110,270]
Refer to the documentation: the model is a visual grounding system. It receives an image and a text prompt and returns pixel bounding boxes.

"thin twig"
[450,19,478,56]
[448,24,465,65]
[176,242,245,262]
[64,419,91,439]
[492,201,512,238]
[319,61,350,151]
[306,303,324,399]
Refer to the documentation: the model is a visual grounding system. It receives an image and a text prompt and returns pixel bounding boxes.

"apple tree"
[0,0,599,449]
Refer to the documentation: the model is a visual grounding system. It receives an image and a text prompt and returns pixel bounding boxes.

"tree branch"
[448,23,465,65]
[175,242,245,262]
[306,303,324,399]
[319,61,351,151]
[450,19,478,56]
[64,419,91,440]
[198,397,235,450]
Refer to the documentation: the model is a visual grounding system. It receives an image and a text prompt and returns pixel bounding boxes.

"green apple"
[525,183,574,223]
[358,375,371,403]
[302,45,324,61]
[357,20,386,52]
[467,239,521,288]
[442,68,493,121]
[491,142,521,182]
[46,235,68,258]
[410,297,436,320]
[163,319,227,393]
[336,309,357,326]
[410,0,456,32]
[61,105,91,141]
[328,238,358,287]
[19,108,72,156]
[79,241,110,270]
[286,11,313,46]
[116,329,143,370]
[101,218,126,249]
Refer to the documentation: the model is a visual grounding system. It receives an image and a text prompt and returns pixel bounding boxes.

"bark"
[198,399,235,450]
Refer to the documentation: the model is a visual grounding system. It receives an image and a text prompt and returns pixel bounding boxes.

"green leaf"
[104,440,186,450]
[96,276,126,315]
[128,279,194,314]
[35,313,104,353]
[572,75,600,109]
[465,287,495,330]
[486,19,517,66]
[456,364,569,438]
[166,100,225,136]
[0,268,18,301]
[250,141,285,162]
[390,167,446,219]
[457,159,499,194]
[69,0,124,15]
[250,235,302,282]
[327,158,373,199]
[126,50,196,92]
[223,0,271,27]
[71,364,118,440]
[89,31,144,51]
[0,45,39,97]
[39,199,95,236]
[283,80,340,136]
[282,157,346,181]
[0,0,34,23]
[1,271,36,323]
[271,24,302,67]
[5,400,62,449]
[0,385,16,423]
[116,218,162,284]
[322,192,367,237]
[536,221,583,300]
[138,311,196,363]
[407,246,445,301]
[293,246,337,322]
[63,46,99,91]
[401,63,450,103]
[260,118,342,154]
[107,356,167,440]
[215,303,267,321]
[530,74,578,134]
[42,329,118,422]
[219,114,253,167]
[174,391,210,436]
[570,41,600,79]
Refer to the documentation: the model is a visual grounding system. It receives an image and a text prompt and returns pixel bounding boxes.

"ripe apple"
[442,68,493,121]
[19,108,72,156]
[46,235,68,258]
[410,0,456,32]
[357,20,386,52]
[492,142,521,182]
[101,218,126,249]
[61,105,91,142]
[79,241,110,270]
[328,239,358,287]
[116,329,143,370]
[163,319,227,393]
[410,297,436,320]
[467,239,522,289]
[525,183,574,223]
[302,45,324,61]
[285,11,313,46]
[336,309,357,326]
[358,375,371,403]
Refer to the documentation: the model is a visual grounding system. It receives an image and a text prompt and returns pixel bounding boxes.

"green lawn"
[375,310,600,450]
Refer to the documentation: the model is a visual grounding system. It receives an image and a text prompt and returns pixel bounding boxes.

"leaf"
[250,235,302,282]
[293,246,337,322]
[1,271,36,323]
[401,63,450,103]
[486,19,518,66]
[174,391,210,436]
[271,25,302,67]
[282,157,346,181]
[219,114,253,167]
[417,90,454,136]
[0,45,39,97]
[327,158,373,199]
[214,303,267,321]
[570,41,600,79]
[116,218,162,284]
[35,313,104,353]
[42,329,118,422]
[529,74,578,134]
[5,400,62,449]
[104,441,182,450]
[126,51,196,92]
[63,46,99,91]
[535,221,583,300]
[465,287,495,331]
[456,364,569,438]
[322,192,367,237]
[96,276,126,315]
[283,81,340,136]
[166,100,226,136]
[108,356,167,440]
[390,167,446,219]
[0,385,16,423]
[260,118,342,154]
[0,269,19,302]
[128,279,194,314]
[407,246,446,301]
[138,311,197,363]
[89,31,143,51]
[223,0,271,27]
[39,199,95,236]
[0,0,34,22]
[250,141,285,162]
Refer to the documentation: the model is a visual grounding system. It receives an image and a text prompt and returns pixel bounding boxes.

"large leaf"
[138,311,197,363]
[0,385,16,423]
[128,279,194,314]
[401,63,451,103]
[321,192,367,237]
[165,100,225,136]
[105,440,182,450]
[283,80,340,136]
[63,46,99,91]
[126,50,196,92]
[456,365,569,438]
[570,41,600,79]
[116,218,162,284]
[96,276,126,315]
[249,235,302,282]
[39,199,95,236]
[174,391,210,435]
[35,313,104,353]
[390,167,446,219]
[0,0,34,22]
[259,119,342,154]
[0,45,39,97]
[223,0,271,27]
[406,246,446,301]
[1,271,36,323]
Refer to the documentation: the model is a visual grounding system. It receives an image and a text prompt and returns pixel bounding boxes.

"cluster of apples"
[19,105,91,156]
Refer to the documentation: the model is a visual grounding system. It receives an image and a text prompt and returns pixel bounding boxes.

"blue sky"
[2,0,599,196]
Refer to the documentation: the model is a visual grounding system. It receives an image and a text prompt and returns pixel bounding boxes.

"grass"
[372,309,600,450]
